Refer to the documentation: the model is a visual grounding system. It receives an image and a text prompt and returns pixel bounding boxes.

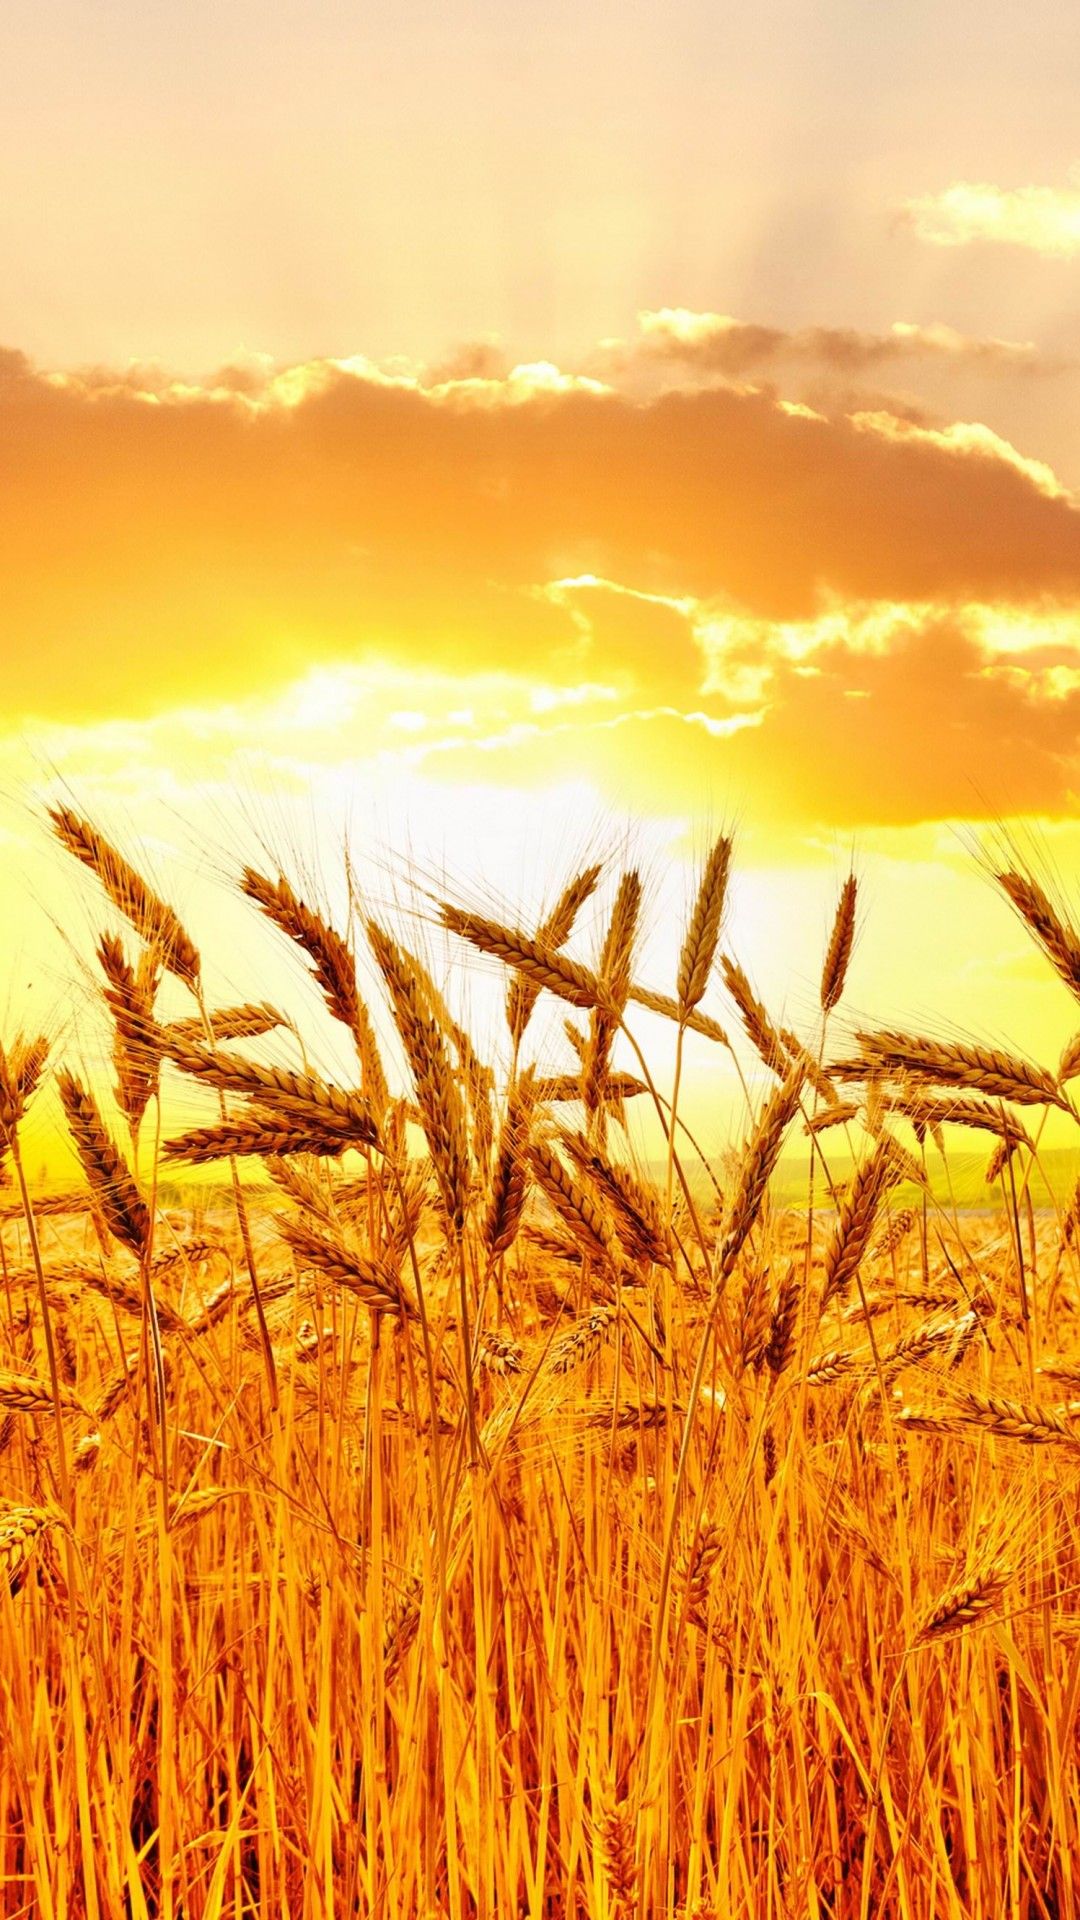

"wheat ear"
[677,834,731,1013]
[165,1003,283,1046]
[442,903,603,1011]
[0,1504,64,1594]
[854,1027,1068,1111]
[821,874,857,1012]
[368,923,471,1232]
[163,1032,378,1144]
[721,955,787,1074]
[821,1135,917,1310]
[57,1071,151,1258]
[995,867,1080,1002]
[507,862,602,1045]
[278,1215,416,1318]
[528,1138,623,1273]
[713,1068,804,1296]
[915,1558,1014,1644]
[164,1117,352,1165]
[49,806,200,985]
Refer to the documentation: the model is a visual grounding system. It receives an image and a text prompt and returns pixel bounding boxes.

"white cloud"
[902,176,1080,257]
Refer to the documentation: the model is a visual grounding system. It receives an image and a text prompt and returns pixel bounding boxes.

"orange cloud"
[3,341,1080,834]
[3,345,1080,730]
[416,605,1080,829]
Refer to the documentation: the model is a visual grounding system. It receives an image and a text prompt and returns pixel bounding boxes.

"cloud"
[900,176,1080,257]
[846,411,1067,500]
[3,340,1080,832]
[416,601,1080,829]
[535,577,703,701]
[629,308,1050,377]
[2,344,1080,732]
[422,337,509,385]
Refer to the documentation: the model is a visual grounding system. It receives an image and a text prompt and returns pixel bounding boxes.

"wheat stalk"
[185,1274,237,1334]
[805,1100,860,1135]
[580,1394,675,1431]
[477,1330,524,1375]
[1039,1359,1080,1389]
[1059,1032,1080,1084]
[874,1206,916,1259]
[561,1132,674,1269]
[955,1387,1080,1447]
[241,868,390,1115]
[533,1072,648,1104]
[582,869,642,1117]
[77,1263,187,1333]
[150,1239,224,1280]
[676,1517,724,1628]
[878,1310,978,1376]
[73,1431,102,1474]
[169,1486,242,1530]
[442,903,606,1022]
[805,1348,861,1385]
[891,1092,1033,1149]
[0,1192,90,1222]
[626,988,729,1044]
[0,1036,49,1142]
[383,1571,424,1680]
[843,1284,958,1324]
[94,1354,140,1423]
[783,1031,842,1108]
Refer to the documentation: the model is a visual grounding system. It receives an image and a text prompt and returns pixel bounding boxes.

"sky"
[3,0,1080,1172]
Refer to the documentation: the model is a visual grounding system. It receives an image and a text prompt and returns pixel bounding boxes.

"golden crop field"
[2,811,1080,1920]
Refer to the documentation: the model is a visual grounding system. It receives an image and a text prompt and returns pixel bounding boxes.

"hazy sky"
[4,2,1079,364]
[3,0,1080,1165]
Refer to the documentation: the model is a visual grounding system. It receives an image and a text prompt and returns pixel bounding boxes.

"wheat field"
[1,810,1080,1919]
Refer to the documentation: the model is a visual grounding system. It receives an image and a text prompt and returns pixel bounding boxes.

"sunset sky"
[4,0,1080,1167]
